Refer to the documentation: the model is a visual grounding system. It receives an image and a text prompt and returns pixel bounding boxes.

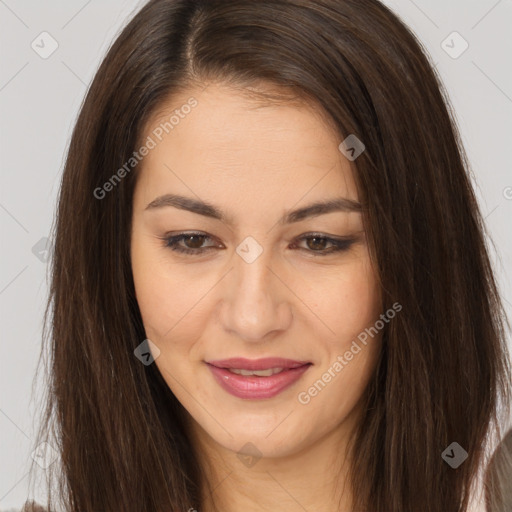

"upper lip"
[206,357,311,371]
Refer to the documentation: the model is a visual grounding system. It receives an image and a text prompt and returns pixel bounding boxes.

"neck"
[189,412,359,512]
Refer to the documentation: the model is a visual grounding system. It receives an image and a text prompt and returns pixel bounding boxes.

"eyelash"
[160,232,356,257]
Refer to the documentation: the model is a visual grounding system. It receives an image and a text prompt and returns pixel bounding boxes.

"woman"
[26,0,511,510]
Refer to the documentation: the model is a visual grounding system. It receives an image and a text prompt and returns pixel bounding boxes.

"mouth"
[205,357,312,400]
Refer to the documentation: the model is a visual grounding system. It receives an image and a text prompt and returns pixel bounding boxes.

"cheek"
[300,255,381,346]
[298,258,382,415]
[131,234,208,344]
[296,267,382,424]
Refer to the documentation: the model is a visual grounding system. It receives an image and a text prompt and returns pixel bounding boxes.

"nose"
[218,247,293,342]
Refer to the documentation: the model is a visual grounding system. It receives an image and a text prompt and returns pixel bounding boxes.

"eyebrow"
[144,193,362,224]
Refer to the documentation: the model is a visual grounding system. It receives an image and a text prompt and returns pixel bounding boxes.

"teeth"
[228,367,284,377]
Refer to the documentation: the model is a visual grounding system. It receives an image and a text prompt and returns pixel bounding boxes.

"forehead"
[136,82,359,206]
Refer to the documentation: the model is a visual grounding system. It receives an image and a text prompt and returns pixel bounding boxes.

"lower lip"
[206,363,312,399]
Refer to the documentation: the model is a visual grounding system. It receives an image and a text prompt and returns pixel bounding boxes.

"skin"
[131,81,383,511]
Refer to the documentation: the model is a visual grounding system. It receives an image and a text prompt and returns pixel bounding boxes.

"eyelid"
[160,230,357,257]
[294,231,354,242]
[160,231,223,252]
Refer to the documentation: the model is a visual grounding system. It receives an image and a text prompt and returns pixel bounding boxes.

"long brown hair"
[29,0,511,510]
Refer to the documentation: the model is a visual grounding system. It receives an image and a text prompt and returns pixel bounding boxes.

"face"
[131,81,383,459]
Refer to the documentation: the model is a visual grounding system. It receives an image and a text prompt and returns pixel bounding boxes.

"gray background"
[1,0,511,508]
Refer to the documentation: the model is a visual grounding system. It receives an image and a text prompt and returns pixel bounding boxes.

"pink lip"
[206,358,312,400]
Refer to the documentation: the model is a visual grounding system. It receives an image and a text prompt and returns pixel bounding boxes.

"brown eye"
[183,234,207,249]
[163,232,221,255]
[292,234,356,256]
[306,237,329,251]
